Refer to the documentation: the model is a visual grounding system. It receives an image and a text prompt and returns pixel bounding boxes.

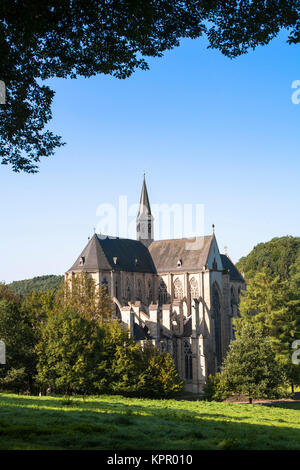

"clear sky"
[1,31,300,283]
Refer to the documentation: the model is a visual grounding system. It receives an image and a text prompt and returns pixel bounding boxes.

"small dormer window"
[113,257,118,265]
[79,256,85,266]
[177,259,182,267]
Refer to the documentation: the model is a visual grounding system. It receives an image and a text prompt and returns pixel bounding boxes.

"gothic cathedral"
[66,177,245,393]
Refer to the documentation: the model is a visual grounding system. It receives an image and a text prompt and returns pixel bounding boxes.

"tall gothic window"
[125,277,131,302]
[101,278,108,293]
[174,278,183,300]
[148,280,153,303]
[184,340,193,380]
[231,286,237,339]
[158,281,168,305]
[189,277,199,300]
[212,283,222,369]
[137,280,143,301]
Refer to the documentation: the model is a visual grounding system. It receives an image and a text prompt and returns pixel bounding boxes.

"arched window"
[184,340,193,381]
[125,277,131,302]
[148,280,153,303]
[158,281,168,305]
[137,279,143,301]
[174,278,183,300]
[101,277,108,292]
[230,286,236,315]
[212,283,222,369]
[189,277,199,300]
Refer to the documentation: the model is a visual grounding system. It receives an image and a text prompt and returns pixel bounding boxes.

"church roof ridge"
[150,234,213,244]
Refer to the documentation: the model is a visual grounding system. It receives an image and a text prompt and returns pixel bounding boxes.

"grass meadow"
[0,393,299,450]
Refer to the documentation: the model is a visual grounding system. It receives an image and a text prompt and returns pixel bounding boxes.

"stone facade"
[66,177,245,393]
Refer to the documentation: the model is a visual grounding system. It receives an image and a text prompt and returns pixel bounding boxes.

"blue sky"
[1,31,300,283]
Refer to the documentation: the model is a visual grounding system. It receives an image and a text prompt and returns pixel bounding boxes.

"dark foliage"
[2,1,300,172]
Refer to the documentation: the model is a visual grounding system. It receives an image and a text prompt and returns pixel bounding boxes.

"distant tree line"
[0,275,183,398]
[8,275,64,296]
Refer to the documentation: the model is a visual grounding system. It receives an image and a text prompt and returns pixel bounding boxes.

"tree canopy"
[8,275,64,296]
[0,276,182,397]
[235,237,300,391]
[236,236,300,282]
[219,323,287,404]
[1,1,300,172]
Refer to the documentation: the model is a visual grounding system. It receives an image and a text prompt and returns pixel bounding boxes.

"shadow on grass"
[0,394,299,450]
[258,402,300,411]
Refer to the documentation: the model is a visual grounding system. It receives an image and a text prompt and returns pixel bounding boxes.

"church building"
[66,177,245,393]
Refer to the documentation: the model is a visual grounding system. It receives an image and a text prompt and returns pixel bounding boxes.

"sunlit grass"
[0,393,299,450]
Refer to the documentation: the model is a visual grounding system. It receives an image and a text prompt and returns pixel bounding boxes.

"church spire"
[136,173,154,246]
[138,173,151,218]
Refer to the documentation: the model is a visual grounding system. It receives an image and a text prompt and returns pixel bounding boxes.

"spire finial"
[212,224,215,235]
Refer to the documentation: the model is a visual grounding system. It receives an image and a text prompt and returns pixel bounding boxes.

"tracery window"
[174,278,183,300]
[148,280,153,303]
[158,281,168,305]
[212,283,222,369]
[125,277,131,302]
[189,277,199,300]
[137,279,143,301]
[184,340,193,381]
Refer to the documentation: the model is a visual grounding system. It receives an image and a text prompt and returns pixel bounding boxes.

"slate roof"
[148,235,213,273]
[68,234,244,283]
[133,322,151,340]
[68,234,156,273]
[183,316,192,336]
[220,254,245,283]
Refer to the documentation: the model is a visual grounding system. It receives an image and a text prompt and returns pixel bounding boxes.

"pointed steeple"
[136,173,154,247]
[138,173,152,218]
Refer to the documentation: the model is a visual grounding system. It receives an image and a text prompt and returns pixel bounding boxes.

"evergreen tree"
[221,323,287,404]
[237,271,300,391]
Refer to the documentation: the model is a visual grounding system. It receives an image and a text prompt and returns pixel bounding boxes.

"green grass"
[0,393,299,450]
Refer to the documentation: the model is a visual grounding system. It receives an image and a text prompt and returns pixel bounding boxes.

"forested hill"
[8,275,64,295]
[236,236,300,281]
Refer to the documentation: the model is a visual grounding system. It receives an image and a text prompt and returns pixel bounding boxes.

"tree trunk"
[291,383,294,394]
[249,397,252,404]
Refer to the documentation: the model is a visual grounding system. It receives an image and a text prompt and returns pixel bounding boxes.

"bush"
[0,368,28,394]
[203,373,230,401]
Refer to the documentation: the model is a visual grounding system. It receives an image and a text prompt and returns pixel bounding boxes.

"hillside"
[8,274,64,295]
[236,236,300,281]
